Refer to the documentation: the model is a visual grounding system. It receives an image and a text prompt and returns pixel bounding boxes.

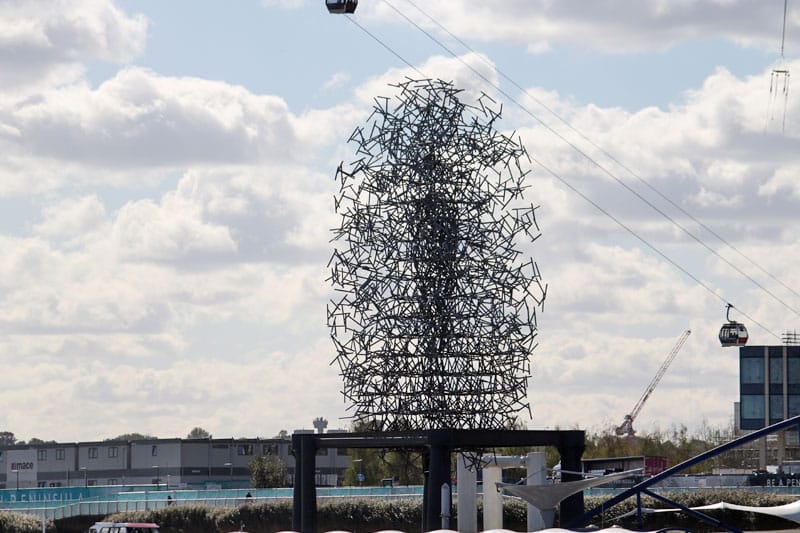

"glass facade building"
[740,345,800,430]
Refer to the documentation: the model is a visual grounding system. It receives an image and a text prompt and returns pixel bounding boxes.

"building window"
[37,449,47,461]
[55,449,65,461]
[770,356,784,384]
[88,447,98,459]
[237,444,254,456]
[151,445,158,457]
[108,446,118,458]
[741,357,765,384]
[789,395,800,417]
[741,395,765,419]
[790,357,800,384]
[338,448,349,456]
[263,444,278,455]
[770,394,785,421]
[108,478,118,485]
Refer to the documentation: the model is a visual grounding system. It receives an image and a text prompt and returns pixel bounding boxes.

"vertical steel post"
[425,443,450,531]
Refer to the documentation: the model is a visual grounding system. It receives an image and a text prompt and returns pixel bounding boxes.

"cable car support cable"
[397,0,800,306]
[339,2,783,342]
[373,0,800,325]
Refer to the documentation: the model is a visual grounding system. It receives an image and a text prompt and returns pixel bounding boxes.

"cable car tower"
[615,329,692,438]
[769,0,791,132]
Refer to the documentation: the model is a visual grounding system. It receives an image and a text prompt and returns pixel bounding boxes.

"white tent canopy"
[621,500,800,525]
[499,469,642,511]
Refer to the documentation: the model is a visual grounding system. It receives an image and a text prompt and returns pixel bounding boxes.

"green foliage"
[318,498,423,532]
[0,511,54,532]
[187,427,212,439]
[0,431,17,446]
[106,433,156,441]
[584,424,722,473]
[110,501,293,533]
[341,420,425,486]
[248,450,289,488]
[102,492,800,533]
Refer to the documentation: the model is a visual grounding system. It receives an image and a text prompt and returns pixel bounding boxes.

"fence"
[0,486,426,521]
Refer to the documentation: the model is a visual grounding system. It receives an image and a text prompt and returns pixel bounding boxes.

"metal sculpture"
[328,78,546,431]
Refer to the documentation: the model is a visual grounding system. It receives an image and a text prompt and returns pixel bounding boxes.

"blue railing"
[0,485,427,520]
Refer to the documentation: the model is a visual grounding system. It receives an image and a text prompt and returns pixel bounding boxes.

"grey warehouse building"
[0,434,351,489]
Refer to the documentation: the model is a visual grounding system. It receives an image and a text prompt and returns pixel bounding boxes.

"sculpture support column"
[558,436,585,526]
[425,444,451,531]
[291,433,317,533]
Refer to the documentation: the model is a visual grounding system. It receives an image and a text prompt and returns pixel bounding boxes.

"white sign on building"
[6,450,37,488]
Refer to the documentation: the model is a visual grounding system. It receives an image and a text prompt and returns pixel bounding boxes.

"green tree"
[107,433,156,441]
[249,450,289,488]
[26,438,56,444]
[187,427,212,439]
[0,431,17,446]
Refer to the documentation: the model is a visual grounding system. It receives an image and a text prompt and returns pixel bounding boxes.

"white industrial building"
[0,433,350,489]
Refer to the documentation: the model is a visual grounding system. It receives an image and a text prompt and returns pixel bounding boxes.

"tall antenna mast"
[769,0,791,132]
[781,0,789,60]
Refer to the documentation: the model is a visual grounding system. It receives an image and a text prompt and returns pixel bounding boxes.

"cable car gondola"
[326,0,357,14]
[719,303,748,347]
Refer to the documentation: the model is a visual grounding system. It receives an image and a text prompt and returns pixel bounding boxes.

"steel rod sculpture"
[328,78,546,431]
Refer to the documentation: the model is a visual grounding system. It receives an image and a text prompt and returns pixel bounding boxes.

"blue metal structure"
[566,414,800,532]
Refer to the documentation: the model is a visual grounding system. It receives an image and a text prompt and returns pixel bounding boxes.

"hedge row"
[101,492,800,533]
[0,511,55,533]
[3,490,800,532]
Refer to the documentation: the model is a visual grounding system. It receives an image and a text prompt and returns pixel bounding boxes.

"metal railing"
[0,488,426,521]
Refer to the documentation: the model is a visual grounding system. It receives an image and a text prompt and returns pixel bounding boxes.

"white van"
[87,522,160,533]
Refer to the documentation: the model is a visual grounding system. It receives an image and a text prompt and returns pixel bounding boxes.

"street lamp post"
[352,459,364,487]
[80,467,87,488]
[224,462,233,487]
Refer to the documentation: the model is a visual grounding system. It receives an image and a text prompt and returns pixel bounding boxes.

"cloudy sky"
[1,0,798,443]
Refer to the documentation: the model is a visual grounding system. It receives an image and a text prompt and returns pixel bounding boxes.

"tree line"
[1,421,750,488]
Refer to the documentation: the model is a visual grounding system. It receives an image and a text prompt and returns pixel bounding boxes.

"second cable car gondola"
[326,0,357,14]
[719,303,748,347]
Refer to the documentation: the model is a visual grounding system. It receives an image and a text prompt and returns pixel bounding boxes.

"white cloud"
[759,165,800,198]
[0,68,343,194]
[4,1,800,442]
[365,0,798,54]
[0,0,147,90]
[33,194,108,244]
[322,72,351,91]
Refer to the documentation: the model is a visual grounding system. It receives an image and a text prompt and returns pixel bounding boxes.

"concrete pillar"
[482,465,503,530]
[526,452,550,531]
[457,454,477,533]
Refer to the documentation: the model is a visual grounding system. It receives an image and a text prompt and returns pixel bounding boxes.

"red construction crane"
[615,329,692,437]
